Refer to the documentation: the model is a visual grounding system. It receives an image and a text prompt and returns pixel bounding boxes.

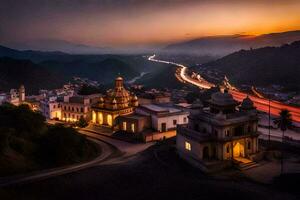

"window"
[81,108,84,113]
[214,129,218,136]
[131,123,135,133]
[76,108,79,112]
[71,107,74,111]
[173,120,177,125]
[226,145,230,153]
[183,117,187,123]
[122,122,127,131]
[185,141,191,151]
[248,126,251,133]
[247,141,251,150]
[225,130,230,137]
[53,105,56,109]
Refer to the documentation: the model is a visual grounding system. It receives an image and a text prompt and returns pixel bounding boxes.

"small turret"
[190,99,203,116]
[131,95,138,107]
[19,85,25,102]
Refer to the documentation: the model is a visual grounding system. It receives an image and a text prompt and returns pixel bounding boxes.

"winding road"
[148,55,300,123]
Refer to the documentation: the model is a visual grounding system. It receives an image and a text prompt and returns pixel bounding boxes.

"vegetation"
[76,116,88,128]
[0,103,98,176]
[274,109,293,135]
[204,41,300,91]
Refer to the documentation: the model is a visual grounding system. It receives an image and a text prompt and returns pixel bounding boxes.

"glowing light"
[131,123,135,133]
[185,141,191,151]
[98,112,103,125]
[123,122,127,131]
[233,142,245,158]
[107,114,112,126]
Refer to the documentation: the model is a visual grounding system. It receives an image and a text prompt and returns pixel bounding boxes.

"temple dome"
[191,99,203,109]
[241,96,255,110]
[210,91,237,106]
[102,76,137,110]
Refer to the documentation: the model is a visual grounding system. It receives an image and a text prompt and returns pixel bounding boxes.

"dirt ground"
[0,140,299,200]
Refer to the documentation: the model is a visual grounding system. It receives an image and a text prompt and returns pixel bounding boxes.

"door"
[161,123,167,132]
[233,142,245,157]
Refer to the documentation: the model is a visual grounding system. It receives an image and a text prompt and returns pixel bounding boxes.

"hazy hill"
[41,58,140,84]
[165,30,300,57]
[203,41,300,90]
[0,57,65,94]
[0,45,70,63]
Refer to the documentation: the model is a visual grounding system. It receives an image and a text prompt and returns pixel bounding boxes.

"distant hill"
[203,41,300,90]
[41,58,140,84]
[136,64,185,89]
[164,30,300,57]
[0,57,64,94]
[0,45,69,62]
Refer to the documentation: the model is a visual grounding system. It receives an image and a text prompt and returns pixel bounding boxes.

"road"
[148,55,214,89]
[148,55,300,123]
[0,129,153,187]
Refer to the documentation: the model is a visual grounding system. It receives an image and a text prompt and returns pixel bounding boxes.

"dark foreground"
[0,141,298,200]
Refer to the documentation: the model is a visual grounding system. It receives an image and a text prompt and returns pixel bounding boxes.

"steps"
[234,158,260,170]
[237,161,260,170]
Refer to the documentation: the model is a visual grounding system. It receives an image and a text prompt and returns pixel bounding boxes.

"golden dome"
[102,76,138,110]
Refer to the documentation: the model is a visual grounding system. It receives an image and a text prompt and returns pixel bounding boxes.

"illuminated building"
[40,96,62,120]
[177,91,260,172]
[91,76,138,129]
[61,96,93,122]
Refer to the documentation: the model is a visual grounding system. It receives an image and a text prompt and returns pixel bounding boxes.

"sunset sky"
[1,0,300,48]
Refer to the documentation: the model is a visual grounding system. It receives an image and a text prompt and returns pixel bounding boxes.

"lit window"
[131,123,135,133]
[92,111,96,123]
[185,141,191,151]
[107,114,112,126]
[123,122,127,131]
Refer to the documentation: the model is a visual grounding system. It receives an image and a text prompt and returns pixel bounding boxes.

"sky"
[1,0,300,49]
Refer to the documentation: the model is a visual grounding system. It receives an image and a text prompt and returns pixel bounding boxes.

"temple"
[91,76,138,129]
[176,90,260,172]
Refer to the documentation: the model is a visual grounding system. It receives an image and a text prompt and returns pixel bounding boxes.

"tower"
[19,85,25,102]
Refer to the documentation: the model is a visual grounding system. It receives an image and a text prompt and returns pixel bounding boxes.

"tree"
[273,109,293,174]
[77,116,88,128]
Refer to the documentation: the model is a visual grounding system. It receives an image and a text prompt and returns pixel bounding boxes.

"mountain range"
[203,41,300,90]
[164,30,300,57]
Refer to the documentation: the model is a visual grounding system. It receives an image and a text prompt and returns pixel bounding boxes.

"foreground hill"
[0,104,98,176]
[0,57,65,94]
[203,41,300,90]
[165,30,300,57]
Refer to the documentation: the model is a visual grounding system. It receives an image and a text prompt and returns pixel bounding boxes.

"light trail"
[148,55,214,89]
[148,54,300,123]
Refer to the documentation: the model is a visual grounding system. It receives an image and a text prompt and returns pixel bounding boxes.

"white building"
[40,96,62,120]
[136,104,189,132]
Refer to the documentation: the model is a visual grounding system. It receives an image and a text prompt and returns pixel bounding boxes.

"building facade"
[177,91,260,172]
[61,96,91,122]
[40,96,62,120]
[136,104,189,132]
[91,76,138,129]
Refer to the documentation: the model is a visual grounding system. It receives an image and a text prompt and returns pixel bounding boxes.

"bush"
[37,125,93,166]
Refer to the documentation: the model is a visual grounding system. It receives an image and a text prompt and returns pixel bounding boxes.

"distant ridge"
[164,30,300,57]
[0,45,68,62]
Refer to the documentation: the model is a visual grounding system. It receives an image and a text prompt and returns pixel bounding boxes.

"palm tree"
[273,109,293,174]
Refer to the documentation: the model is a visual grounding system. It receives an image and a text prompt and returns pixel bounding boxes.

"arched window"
[247,141,251,150]
[107,114,112,126]
[203,146,209,159]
